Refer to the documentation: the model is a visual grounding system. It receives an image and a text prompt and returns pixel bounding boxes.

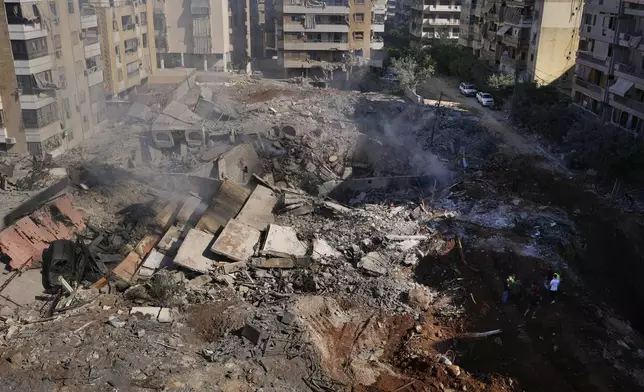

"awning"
[496,24,512,36]
[609,78,634,97]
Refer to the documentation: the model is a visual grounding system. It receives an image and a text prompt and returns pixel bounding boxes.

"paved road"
[420,77,536,155]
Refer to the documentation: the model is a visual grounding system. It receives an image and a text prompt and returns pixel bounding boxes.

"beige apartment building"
[571,0,644,132]
[410,0,462,40]
[88,0,156,98]
[276,0,387,74]
[153,0,251,71]
[0,0,108,155]
[460,0,580,86]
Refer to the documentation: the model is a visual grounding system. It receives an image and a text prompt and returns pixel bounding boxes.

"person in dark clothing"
[502,274,516,303]
[524,281,542,318]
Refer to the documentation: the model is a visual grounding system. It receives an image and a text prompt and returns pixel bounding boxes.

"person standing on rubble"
[502,274,516,304]
[546,272,561,303]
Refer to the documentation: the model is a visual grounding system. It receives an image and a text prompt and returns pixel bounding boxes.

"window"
[355,0,364,3]
[72,30,78,45]
[58,67,66,88]
[353,31,364,40]
[49,2,58,17]
[79,90,86,104]
[140,11,147,25]
[67,0,74,14]
[67,130,74,141]
[62,98,70,118]
[530,53,534,61]
[354,13,364,22]
[126,61,139,78]
[75,60,83,75]
[54,34,61,49]
[22,102,60,128]
[142,33,148,48]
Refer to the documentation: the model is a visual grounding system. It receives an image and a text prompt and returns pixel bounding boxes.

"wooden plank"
[195,180,250,234]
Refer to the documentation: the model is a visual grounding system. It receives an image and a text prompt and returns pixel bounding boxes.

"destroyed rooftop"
[0,73,642,392]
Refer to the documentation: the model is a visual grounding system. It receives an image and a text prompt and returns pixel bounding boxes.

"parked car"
[476,92,495,107]
[459,82,477,97]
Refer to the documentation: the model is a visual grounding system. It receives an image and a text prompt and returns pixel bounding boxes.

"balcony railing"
[615,63,644,81]
[574,77,603,94]
[500,55,526,69]
[502,34,529,47]
[12,48,49,60]
[123,23,135,31]
[612,94,644,113]
[576,51,609,68]
[81,7,96,16]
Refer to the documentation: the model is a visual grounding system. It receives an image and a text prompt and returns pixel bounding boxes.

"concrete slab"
[0,269,43,313]
[157,225,183,253]
[358,252,388,276]
[176,195,202,225]
[196,180,250,234]
[312,238,343,262]
[211,143,260,185]
[211,219,260,262]
[261,224,307,258]
[235,185,278,231]
[138,250,173,277]
[173,229,217,274]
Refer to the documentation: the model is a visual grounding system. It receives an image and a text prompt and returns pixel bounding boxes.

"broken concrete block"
[130,307,161,319]
[140,250,171,274]
[235,185,278,231]
[157,308,173,323]
[261,224,307,258]
[251,257,297,269]
[311,239,342,262]
[188,275,213,288]
[221,260,248,274]
[241,324,263,345]
[321,201,351,214]
[357,252,388,276]
[173,229,217,273]
[211,219,260,262]
[158,225,183,253]
[280,312,296,325]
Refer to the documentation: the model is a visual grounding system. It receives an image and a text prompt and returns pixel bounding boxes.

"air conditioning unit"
[5,137,16,144]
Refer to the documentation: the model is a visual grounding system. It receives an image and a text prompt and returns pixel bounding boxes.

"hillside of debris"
[0,74,643,392]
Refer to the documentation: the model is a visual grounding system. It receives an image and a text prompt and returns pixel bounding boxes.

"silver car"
[476,92,495,107]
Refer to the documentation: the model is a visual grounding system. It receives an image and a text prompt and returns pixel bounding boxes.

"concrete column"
[204,56,208,71]
[160,57,165,69]
[181,52,185,67]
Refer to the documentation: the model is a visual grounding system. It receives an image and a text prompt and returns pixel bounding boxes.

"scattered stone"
[447,364,461,377]
[130,307,161,319]
[157,308,173,323]
[357,252,388,276]
[407,287,431,311]
[107,315,126,328]
[280,312,296,325]
[241,324,263,345]
[328,155,338,163]
[188,275,213,288]
[261,224,307,258]
[311,238,342,262]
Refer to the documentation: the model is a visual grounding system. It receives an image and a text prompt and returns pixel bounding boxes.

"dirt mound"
[186,300,250,342]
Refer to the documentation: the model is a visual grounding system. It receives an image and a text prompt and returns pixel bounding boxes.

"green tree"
[391,55,435,92]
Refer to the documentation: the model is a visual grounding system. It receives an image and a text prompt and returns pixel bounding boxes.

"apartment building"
[153,0,251,71]
[89,0,156,99]
[276,0,387,74]
[251,0,278,59]
[571,0,644,132]
[1,0,108,155]
[410,0,462,40]
[460,0,580,86]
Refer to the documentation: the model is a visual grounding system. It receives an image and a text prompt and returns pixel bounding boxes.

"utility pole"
[430,91,443,146]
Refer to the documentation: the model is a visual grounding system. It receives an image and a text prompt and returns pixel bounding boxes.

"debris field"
[0,74,643,392]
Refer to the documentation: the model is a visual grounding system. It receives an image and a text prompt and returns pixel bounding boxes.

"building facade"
[410,0,462,40]
[251,0,278,59]
[88,0,155,99]
[276,0,387,74]
[571,0,644,132]
[1,0,108,155]
[460,0,580,86]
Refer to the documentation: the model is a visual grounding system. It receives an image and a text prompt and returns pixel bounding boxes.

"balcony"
[614,63,644,87]
[8,22,47,40]
[372,23,385,33]
[623,0,644,15]
[86,67,104,86]
[283,23,349,33]
[610,94,644,116]
[190,0,210,15]
[424,18,460,26]
[283,5,349,14]
[576,50,610,73]
[13,55,53,76]
[81,8,98,29]
[84,40,101,58]
[427,4,462,11]
[283,40,349,50]
[580,23,615,43]
[371,39,384,49]
[411,1,429,11]
[501,34,529,47]
[573,77,604,100]
[500,54,526,70]
[19,91,56,110]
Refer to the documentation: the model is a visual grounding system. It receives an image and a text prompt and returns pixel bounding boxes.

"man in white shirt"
[548,273,561,303]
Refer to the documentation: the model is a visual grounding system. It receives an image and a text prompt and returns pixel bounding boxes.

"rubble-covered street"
[0,73,643,392]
